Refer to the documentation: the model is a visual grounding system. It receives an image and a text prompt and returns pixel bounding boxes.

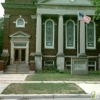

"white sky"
[0,0,5,17]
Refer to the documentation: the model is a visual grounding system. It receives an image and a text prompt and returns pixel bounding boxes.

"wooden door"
[14,48,26,64]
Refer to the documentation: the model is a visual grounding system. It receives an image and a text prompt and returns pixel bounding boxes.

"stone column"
[57,15,64,71]
[35,14,42,70]
[58,15,64,54]
[36,14,42,53]
[78,21,86,57]
[10,41,13,65]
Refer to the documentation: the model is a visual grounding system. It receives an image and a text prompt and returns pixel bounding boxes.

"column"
[35,14,42,70]
[79,21,86,57]
[10,41,13,65]
[57,15,64,55]
[36,14,42,54]
[26,41,29,65]
[57,15,64,71]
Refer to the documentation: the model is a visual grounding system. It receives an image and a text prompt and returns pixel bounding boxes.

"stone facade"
[2,0,100,72]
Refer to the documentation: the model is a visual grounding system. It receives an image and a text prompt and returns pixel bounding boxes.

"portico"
[9,31,30,65]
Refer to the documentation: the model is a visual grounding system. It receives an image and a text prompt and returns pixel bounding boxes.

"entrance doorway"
[14,48,26,64]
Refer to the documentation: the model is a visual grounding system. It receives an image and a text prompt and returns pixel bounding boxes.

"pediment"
[9,31,31,38]
[38,0,92,6]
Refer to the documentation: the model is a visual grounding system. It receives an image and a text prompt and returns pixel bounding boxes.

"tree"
[91,0,100,20]
[0,17,4,59]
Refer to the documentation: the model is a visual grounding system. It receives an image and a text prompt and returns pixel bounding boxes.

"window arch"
[66,20,75,49]
[45,19,54,48]
[16,18,25,28]
[86,21,96,49]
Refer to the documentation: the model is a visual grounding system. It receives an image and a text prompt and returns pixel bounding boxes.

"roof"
[37,0,92,6]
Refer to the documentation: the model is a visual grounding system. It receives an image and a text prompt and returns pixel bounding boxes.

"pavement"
[0,74,100,99]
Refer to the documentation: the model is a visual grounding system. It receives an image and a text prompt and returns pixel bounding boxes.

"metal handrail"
[16,61,19,73]
[4,59,9,71]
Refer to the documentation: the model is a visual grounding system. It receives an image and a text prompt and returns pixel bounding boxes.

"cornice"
[2,3,36,9]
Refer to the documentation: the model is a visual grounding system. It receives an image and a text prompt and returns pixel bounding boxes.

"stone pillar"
[57,15,64,71]
[35,14,42,70]
[78,21,86,57]
[36,14,42,53]
[10,41,13,65]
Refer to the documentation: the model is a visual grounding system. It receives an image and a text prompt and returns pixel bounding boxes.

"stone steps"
[4,64,29,74]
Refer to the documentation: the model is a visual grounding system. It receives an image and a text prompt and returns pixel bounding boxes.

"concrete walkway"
[0,74,28,94]
[0,74,100,96]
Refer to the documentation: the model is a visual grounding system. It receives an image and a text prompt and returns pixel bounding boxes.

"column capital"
[4,14,10,18]
[31,15,36,19]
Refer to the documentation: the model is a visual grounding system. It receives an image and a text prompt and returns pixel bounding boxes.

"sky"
[0,0,5,17]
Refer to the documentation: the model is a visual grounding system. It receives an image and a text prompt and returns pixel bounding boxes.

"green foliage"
[89,71,100,75]
[90,0,100,20]
[42,65,58,73]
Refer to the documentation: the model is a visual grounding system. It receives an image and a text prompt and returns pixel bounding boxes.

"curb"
[0,94,91,99]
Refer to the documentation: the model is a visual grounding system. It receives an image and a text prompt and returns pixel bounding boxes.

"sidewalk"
[0,74,100,95]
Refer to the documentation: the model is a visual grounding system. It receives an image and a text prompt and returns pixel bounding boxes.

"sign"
[74,61,86,70]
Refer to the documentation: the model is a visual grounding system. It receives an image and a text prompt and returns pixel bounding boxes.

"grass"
[2,83,85,94]
[25,71,100,81]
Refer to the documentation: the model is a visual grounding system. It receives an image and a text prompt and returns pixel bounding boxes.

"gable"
[9,31,31,38]
[38,0,92,6]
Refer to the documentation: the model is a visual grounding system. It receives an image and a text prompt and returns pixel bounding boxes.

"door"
[14,48,26,64]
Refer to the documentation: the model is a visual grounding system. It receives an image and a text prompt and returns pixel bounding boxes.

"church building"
[1,0,100,73]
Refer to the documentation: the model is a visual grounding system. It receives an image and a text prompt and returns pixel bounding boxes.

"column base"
[56,54,65,71]
[78,53,87,57]
[35,53,42,70]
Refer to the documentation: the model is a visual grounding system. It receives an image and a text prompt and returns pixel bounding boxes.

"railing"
[16,61,19,73]
[4,59,9,71]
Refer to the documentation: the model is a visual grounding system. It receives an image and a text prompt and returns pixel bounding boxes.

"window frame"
[88,61,96,71]
[44,60,54,66]
[86,21,96,49]
[45,19,55,49]
[65,20,75,49]
[65,61,71,70]
[16,18,25,28]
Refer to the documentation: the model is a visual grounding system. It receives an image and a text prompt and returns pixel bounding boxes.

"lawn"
[26,71,100,81]
[2,83,85,94]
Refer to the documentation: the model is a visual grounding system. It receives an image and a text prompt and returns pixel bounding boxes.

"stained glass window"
[86,21,95,49]
[66,20,75,48]
[45,20,54,48]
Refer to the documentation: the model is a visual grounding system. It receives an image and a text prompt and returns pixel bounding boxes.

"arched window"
[45,19,54,48]
[86,21,96,49]
[16,18,25,28]
[66,20,75,49]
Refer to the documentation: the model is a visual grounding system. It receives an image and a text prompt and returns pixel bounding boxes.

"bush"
[43,65,58,73]
[89,71,100,75]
